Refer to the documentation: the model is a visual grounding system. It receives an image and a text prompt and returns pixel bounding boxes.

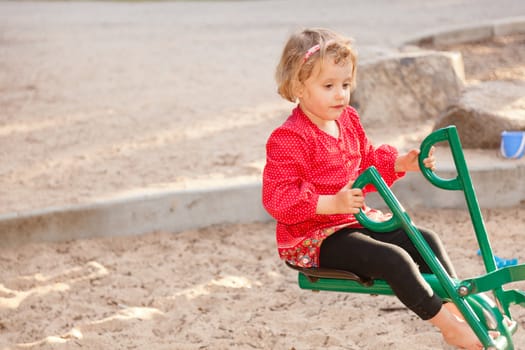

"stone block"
[434,80,525,148]
[351,51,465,127]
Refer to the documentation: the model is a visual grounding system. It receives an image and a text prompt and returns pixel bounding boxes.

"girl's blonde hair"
[275,28,357,102]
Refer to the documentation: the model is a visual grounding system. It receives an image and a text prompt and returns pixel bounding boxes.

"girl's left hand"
[395,146,436,172]
[422,146,436,171]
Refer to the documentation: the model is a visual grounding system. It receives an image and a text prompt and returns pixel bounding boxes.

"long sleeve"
[262,127,320,225]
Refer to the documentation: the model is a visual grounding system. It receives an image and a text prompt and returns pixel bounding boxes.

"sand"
[1,3,525,349]
[1,208,524,349]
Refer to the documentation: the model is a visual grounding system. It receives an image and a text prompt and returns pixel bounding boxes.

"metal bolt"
[458,285,470,296]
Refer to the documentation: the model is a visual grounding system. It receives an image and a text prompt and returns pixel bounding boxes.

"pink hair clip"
[303,44,320,63]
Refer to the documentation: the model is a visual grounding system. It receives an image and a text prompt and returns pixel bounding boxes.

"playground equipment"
[287,126,525,349]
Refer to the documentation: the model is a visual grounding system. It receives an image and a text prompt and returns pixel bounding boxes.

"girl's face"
[296,57,353,127]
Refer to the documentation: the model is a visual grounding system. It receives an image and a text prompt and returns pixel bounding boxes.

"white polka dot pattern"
[262,106,405,267]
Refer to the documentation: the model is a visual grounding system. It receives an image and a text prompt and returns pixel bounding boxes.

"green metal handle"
[353,127,466,231]
[352,166,405,232]
[418,126,463,191]
[421,127,501,277]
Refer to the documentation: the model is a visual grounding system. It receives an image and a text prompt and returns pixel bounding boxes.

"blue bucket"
[500,131,525,159]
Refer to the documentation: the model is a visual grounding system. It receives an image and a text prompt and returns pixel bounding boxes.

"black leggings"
[319,227,457,320]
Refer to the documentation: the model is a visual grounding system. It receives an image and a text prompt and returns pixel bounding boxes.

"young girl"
[262,28,496,350]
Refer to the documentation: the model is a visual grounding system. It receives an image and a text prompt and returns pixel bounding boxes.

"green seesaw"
[286,126,525,350]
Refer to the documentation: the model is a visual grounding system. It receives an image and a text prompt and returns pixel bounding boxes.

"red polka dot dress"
[262,106,405,268]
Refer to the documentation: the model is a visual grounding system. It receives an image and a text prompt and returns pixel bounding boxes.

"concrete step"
[1,149,523,246]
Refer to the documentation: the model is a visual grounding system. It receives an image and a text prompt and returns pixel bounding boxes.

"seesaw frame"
[288,126,525,350]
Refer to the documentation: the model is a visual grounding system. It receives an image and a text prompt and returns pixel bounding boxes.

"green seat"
[287,126,525,350]
[285,260,374,286]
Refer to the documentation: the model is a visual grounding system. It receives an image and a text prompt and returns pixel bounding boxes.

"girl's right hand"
[334,181,365,214]
[316,180,365,215]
